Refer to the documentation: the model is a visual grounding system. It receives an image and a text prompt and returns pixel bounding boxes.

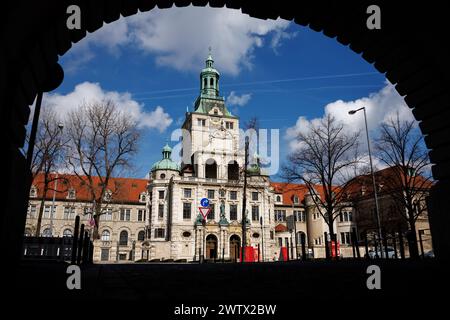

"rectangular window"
[138,209,146,221]
[207,189,215,199]
[158,190,165,199]
[63,206,76,220]
[270,231,274,240]
[226,121,233,129]
[101,208,113,221]
[120,209,131,221]
[275,210,286,222]
[183,203,191,219]
[119,253,127,261]
[341,232,351,244]
[278,238,283,247]
[251,205,259,221]
[183,188,192,198]
[348,211,353,222]
[197,118,206,127]
[251,192,259,201]
[207,203,215,220]
[229,191,237,200]
[28,204,37,218]
[155,228,165,238]
[229,204,238,221]
[44,205,56,219]
[158,204,164,219]
[101,249,109,261]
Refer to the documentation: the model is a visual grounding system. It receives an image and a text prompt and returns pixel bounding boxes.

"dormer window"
[292,195,299,205]
[276,195,282,203]
[139,192,147,203]
[29,186,37,198]
[104,190,112,202]
[67,188,76,200]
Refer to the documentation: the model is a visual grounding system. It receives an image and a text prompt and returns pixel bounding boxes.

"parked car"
[366,246,397,259]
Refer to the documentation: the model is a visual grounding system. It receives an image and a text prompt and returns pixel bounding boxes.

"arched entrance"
[229,235,241,262]
[205,234,218,260]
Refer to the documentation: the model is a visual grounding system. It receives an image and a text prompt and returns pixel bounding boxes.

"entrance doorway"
[205,234,218,260]
[229,235,241,262]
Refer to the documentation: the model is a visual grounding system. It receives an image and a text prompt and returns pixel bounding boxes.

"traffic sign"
[200,198,209,207]
[199,207,211,219]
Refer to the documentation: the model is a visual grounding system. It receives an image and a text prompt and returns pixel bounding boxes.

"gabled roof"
[270,182,328,206]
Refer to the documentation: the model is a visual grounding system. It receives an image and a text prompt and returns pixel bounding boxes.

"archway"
[205,234,218,260]
[227,161,239,181]
[229,234,241,262]
[2,1,450,267]
[205,158,217,179]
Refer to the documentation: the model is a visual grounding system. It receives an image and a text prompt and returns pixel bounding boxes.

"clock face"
[210,116,220,126]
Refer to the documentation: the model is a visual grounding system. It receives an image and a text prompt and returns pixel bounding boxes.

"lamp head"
[348,110,357,115]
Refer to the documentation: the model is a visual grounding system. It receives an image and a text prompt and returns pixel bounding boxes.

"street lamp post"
[348,107,383,258]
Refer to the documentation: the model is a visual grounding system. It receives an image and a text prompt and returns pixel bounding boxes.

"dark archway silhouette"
[2,1,450,269]
[230,234,241,262]
[205,234,218,259]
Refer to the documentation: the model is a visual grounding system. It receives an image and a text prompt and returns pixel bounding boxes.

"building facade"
[24,54,432,262]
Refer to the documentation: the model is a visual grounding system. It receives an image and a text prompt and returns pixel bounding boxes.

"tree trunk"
[34,186,49,237]
[408,216,419,259]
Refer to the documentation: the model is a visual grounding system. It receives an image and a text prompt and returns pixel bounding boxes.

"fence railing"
[22,215,93,265]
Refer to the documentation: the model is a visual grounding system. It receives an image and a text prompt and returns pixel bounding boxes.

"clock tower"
[181,50,243,180]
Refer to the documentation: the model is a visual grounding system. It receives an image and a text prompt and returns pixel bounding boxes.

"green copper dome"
[151,144,180,172]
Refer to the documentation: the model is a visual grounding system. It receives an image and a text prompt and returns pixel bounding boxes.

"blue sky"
[43,6,414,179]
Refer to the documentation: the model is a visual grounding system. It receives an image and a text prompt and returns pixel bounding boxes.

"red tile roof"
[31,173,148,204]
[270,182,327,206]
[345,166,433,200]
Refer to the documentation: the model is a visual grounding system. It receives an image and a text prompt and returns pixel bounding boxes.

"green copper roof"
[151,144,180,172]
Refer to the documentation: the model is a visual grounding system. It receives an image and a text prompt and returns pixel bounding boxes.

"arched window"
[101,230,110,241]
[227,161,239,180]
[203,78,207,88]
[63,229,73,237]
[210,78,214,86]
[276,195,281,202]
[205,159,217,179]
[137,230,145,241]
[119,230,128,245]
[42,228,52,237]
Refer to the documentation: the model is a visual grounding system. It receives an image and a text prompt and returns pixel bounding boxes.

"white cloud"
[285,82,416,152]
[64,6,293,75]
[226,91,252,106]
[40,82,172,132]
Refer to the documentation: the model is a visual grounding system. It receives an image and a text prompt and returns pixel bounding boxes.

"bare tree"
[66,100,140,239]
[283,114,361,241]
[29,108,68,236]
[375,114,432,258]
